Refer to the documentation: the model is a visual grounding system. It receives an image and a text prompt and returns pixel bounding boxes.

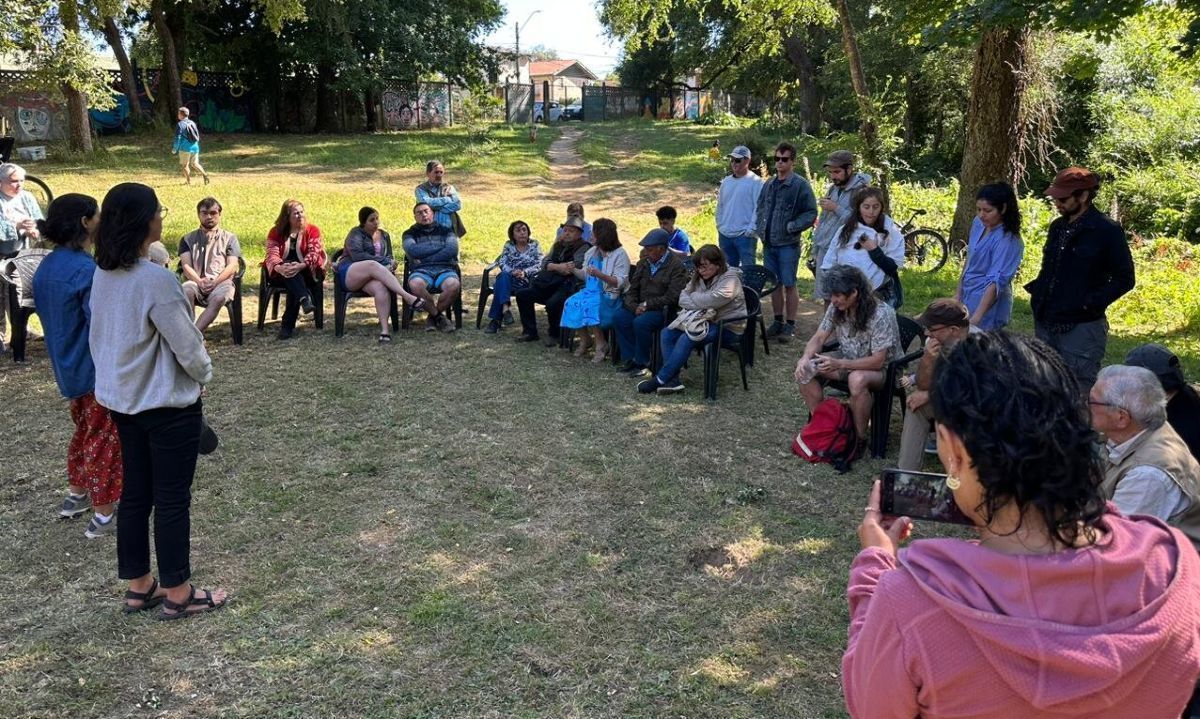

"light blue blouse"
[960,216,1024,330]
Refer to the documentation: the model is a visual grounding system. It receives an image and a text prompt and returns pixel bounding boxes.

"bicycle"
[899,209,949,273]
[0,136,54,214]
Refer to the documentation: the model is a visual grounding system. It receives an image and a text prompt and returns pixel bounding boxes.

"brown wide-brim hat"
[915,298,970,329]
[1045,166,1100,199]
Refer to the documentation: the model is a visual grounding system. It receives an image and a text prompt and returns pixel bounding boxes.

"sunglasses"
[774,156,793,162]
[729,157,747,163]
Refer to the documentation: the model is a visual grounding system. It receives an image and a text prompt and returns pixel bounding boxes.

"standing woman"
[484,219,542,334]
[821,187,906,307]
[956,182,1024,329]
[560,218,629,361]
[264,199,326,340]
[90,182,228,619]
[336,206,423,343]
[31,194,123,539]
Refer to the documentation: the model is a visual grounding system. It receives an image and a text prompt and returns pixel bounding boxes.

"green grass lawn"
[1,120,1196,718]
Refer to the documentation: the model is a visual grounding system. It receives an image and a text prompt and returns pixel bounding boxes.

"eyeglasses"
[158,206,169,218]
[1087,400,1126,412]
[774,156,793,162]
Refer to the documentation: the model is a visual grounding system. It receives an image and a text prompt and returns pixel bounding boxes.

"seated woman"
[955,182,1024,329]
[795,264,900,454]
[637,244,746,395]
[561,218,629,361]
[820,187,906,308]
[264,199,326,340]
[336,206,423,343]
[844,331,1200,718]
[484,220,542,334]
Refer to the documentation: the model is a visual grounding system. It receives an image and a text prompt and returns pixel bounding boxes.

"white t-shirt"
[821,216,905,290]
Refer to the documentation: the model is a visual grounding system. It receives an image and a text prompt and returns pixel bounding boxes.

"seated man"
[896,299,979,470]
[402,202,461,333]
[179,197,242,332]
[1126,343,1200,462]
[1091,364,1200,551]
[794,264,901,456]
[515,216,588,345]
[613,228,688,377]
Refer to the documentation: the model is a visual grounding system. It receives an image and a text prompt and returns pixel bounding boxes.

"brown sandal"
[122,578,165,614]
[158,585,227,621]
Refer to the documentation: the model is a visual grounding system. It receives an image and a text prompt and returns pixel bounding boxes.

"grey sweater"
[90,258,212,414]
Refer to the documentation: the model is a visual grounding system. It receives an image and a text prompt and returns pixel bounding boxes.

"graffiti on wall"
[420,87,448,127]
[382,90,418,129]
[0,92,65,141]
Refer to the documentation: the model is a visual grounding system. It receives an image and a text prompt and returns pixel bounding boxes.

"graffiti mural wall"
[0,90,67,142]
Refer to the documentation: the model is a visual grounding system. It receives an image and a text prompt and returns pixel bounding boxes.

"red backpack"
[792,398,859,473]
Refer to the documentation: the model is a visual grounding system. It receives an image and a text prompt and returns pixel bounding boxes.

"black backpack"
[183,120,200,143]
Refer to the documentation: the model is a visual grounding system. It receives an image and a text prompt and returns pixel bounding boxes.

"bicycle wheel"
[904,229,948,273]
[24,175,53,215]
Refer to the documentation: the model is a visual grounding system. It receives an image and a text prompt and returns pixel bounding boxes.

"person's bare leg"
[798,376,825,412]
[365,279,391,334]
[181,159,191,185]
[408,278,436,315]
[847,370,884,437]
[785,286,799,323]
[436,278,461,315]
[591,326,608,357]
[194,293,224,331]
[346,262,418,304]
[771,291,785,319]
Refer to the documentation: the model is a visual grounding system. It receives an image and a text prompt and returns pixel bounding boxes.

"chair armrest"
[821,340,840,353]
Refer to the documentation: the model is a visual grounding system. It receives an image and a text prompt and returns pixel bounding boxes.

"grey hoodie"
[810,171,872,252]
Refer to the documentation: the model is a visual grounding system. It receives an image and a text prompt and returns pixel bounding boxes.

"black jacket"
[1024,206,1134,324]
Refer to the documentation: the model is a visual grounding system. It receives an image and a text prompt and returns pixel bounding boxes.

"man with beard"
[179,197,242,332]
[810,151,871,301]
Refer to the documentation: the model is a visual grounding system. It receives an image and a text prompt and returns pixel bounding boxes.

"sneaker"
[656,380,685,395]
[630,367,653,379]
[425,315,439,332]
[637,378,660,394]
[84,513,115,539]
[436,314,455,333]
[485,319,500,334]
[777,324,795,343]
[277,327,295,340]
[924,436,938,454]
[766,320,784,338]
[299,294,315,315]
[59,492,91,518]
[615,360,638,374]
[514,333,539,343]
[502,309,515,326]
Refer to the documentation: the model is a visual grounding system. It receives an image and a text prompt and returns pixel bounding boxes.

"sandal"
[378,333,392,344]
[123,578,165,614]
[592,345,610,363]
[158,585,228,622]
[410,298,427,313]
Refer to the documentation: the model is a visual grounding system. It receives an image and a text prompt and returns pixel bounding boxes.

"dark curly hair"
[37,193,98,251]
[931,331,1106,547]
[823,264,877,332]
[95,183,159,271]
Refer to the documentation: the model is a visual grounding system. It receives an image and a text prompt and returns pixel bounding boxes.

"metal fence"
[503,82,534,124]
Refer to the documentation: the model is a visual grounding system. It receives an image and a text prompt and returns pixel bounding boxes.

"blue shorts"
[409,268,456,290]
[763,243,801,287]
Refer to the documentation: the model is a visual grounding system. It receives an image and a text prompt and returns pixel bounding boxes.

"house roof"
[527,59,599,81]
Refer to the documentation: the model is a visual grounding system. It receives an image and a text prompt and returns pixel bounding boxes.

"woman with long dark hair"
[90,182,227,619]
[30,194,123,539]
[561,218,629,361]
[264,199,326,339]
[844,332,1200,717]
[795,264,900,450]
[336,206,423,343]
[820,187,906,307]
[484,219,542,334]
[955,182,1024,329]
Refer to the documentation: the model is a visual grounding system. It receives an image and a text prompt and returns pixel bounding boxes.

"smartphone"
[880,469,974,526]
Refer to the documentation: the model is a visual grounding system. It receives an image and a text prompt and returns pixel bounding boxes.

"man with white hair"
[172,107,210,185]
[1090,364,1200,551]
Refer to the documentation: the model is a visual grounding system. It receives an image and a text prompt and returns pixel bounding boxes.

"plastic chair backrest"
[742,285,761,320]
[739,264,778,296]
[897,315,925,353]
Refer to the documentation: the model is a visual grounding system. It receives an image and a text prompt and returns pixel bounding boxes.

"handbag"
[452,211,467,239]
[598,294,621,328]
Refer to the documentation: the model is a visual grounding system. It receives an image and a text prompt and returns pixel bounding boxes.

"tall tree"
[88,1,146,123]
[834,0,887,194]
[57,0,92,152]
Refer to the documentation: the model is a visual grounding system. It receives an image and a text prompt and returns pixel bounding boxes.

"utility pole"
[514,10,541,81]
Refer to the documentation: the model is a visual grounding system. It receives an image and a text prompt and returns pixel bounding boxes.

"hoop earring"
[945,474,961,491]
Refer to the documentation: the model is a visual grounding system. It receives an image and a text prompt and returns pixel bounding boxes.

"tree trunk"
[151,0,182,124]
[314,63,339,132]
[101,15,145,123]
[782,31,823,135]
[58,0,93,153]
[949,27,1030,248]
[834,0,887,196]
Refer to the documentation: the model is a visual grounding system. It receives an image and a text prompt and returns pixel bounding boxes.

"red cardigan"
[264,225,327,279]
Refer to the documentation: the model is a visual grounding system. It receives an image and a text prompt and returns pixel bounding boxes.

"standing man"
[179,197,242,332]
[402,202,461,333]
[1025,166,1135,392]
[171,107,209,186]
[714,145,762,267]
[415,160,464,236]
[757,141,817,342]
[810,150,870,301]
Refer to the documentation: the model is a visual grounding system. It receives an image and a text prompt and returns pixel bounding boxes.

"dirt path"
[546,127,588,197]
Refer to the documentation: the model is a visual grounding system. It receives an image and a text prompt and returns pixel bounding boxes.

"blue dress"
[960,217,1024,330]
[560,255,604,329]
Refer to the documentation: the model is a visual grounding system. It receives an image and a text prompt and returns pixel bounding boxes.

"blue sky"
[482,0,622,76]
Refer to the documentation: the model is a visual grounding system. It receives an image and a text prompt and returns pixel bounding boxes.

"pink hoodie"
[843,508,1200,718]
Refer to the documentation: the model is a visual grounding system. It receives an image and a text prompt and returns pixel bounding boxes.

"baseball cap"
[1045,166,1100,199]
[639,228,670,248]
[1125,343,1187,392]
[561,216,585,230]
[823,150,855,168]
[727,145,751,160]
[915,298,970,329]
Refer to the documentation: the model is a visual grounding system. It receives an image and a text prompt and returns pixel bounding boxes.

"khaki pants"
[897,400,936,471]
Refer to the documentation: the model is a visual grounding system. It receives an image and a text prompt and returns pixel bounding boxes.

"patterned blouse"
[498,240,542,275]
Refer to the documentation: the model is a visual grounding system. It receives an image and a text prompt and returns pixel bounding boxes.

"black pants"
[515,280,574,338]
[270,270,320,332]
[111,400,203,588]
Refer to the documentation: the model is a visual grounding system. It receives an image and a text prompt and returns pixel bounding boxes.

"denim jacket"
[755,173,817,247]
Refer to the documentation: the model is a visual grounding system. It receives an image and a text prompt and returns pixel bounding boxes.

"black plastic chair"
[698,286,761,401]
[331,250,399,338]
[400,259,463,330]
[0,255,37,362]
[475,253,504,329]
[738,264,777,356]
[177,256,245,345]
[822,315,925,457]
[256,264,324,331]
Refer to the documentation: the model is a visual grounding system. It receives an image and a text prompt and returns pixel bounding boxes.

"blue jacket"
[172,119,200,154]
[31,247,96,399]
[402,222,459,275]
[756,173,817,247]
[414,181,462,230]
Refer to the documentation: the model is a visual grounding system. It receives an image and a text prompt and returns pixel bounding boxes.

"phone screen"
[880,469,974,526]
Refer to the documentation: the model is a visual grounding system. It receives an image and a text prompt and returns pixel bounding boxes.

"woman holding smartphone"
[843,332,1200,718]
